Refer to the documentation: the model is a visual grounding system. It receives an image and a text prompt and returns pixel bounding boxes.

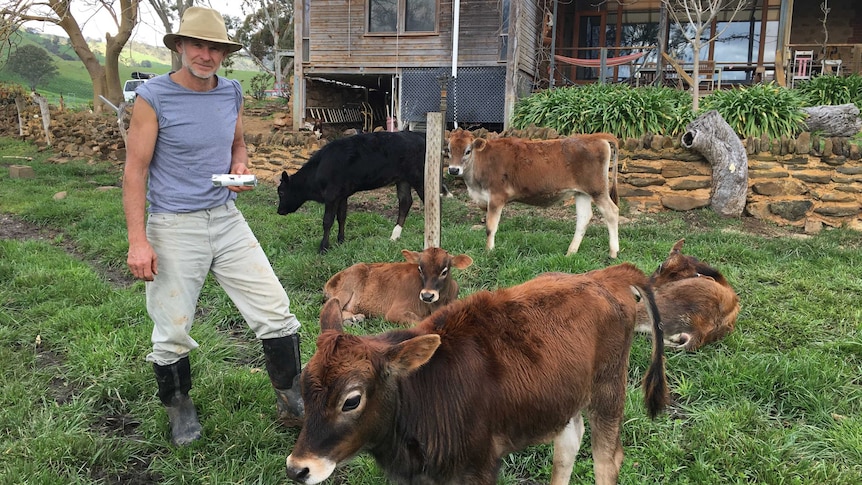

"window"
[369,0,437,34]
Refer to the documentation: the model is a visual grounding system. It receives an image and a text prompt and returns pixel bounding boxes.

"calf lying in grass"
[323,247,473,325]
[636,239,740,351]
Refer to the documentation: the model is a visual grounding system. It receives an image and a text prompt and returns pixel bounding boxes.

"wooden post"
[98,95,129,146]
[31,93,52,147]
[14,95,26,137]
[424,111,443,249]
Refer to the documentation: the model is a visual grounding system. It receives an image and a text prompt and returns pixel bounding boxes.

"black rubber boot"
[262,334,304,428]
[153,357,202,446]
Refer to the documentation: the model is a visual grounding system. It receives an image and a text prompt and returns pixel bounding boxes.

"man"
[122,7,303,446]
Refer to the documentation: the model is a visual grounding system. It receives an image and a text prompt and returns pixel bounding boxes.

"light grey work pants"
[144,200,300,366]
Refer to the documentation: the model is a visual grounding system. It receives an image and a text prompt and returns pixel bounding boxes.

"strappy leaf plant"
[511,84,693,139]
[699,83,807,139]
[794,73,862,109]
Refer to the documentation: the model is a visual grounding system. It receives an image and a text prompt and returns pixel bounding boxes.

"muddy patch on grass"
[0,214,137,288]
[89,457,160,485]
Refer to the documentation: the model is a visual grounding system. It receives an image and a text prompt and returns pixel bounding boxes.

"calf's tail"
[608,138,619,205]
[634,284,669,419]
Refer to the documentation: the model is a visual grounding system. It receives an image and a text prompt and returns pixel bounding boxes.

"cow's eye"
[417,265,423,275]
[342,395,361,412]
[439,267,449,278]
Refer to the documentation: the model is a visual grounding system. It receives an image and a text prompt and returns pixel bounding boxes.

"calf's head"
[402,247,473,303]
[286,298,441,484]
[277,171,304,215]
[446,129,484,177]
[650,238,729,287]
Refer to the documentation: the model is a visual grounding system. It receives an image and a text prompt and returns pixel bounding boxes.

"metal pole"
[550,0,558,88]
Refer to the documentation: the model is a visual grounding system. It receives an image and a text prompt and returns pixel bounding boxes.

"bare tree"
[233,0,293,96]
[662,0,749,111]
[819,0,830,58]
[1,1,35,69]
[1,0,140,113]
[146,0,194,71]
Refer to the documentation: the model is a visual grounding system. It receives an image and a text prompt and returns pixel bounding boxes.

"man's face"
[178,39,227,80]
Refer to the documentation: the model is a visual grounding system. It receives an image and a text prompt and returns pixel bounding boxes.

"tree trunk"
[801,104,862,137]
[50,0,138,113]
[681,110,749,217]
[57,11,109,113]
[149,0,193,72]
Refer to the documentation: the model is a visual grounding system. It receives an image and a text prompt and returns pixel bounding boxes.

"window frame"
[366,0,440,36]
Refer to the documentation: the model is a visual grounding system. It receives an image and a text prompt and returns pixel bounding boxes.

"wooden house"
[291,0,539,131]
[291,1,861,131]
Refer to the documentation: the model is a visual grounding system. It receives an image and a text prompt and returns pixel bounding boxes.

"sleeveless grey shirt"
[135,73,243,213]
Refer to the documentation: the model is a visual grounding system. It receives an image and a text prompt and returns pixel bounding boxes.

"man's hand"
[127,242,158,281]
[228,164,254,193]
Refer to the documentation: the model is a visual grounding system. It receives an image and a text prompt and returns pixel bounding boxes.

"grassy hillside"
[0,29,263,109]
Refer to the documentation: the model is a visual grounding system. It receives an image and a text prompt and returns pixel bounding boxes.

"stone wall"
[618,132,862,232]
[3,105,861,231]
[0,104,321,185]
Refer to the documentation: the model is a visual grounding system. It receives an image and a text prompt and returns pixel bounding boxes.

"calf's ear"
[473,138,488,151]
[401,249,421,263]
[281,171,290,184]
[671,238,685,254]
[385,335,441,376]
[452,254,473,269]
[319,298,345,332]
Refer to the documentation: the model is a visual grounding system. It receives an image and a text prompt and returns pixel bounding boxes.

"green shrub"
[794,73,862,109]
[249,72,274,101]
[699,83,806,139]
[511,84,693,139]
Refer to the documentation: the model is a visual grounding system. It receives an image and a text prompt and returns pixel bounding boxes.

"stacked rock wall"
[3,105,860,230]
[619,132,862,231]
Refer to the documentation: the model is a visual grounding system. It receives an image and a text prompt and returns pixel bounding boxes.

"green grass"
[1,136,861,483]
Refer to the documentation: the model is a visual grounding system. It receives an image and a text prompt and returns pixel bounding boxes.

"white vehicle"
[123,72,157,103]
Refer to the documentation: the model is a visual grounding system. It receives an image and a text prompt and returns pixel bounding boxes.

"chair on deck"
[821,59,842,76]
[697,60,720,91]
[791,50,814,87]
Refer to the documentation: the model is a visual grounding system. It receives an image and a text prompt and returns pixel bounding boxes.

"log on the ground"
[681,110,748,217]
[801,104,862,137]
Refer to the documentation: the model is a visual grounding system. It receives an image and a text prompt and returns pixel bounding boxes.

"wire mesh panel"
[401,67,506,124]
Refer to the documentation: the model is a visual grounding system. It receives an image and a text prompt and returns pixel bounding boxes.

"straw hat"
[163,7,242,54]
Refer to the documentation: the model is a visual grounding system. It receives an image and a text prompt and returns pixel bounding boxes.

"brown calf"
[323,247,473,325]
[636,239,740,351]
[446,129,621,257]
[286,264,668,485]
